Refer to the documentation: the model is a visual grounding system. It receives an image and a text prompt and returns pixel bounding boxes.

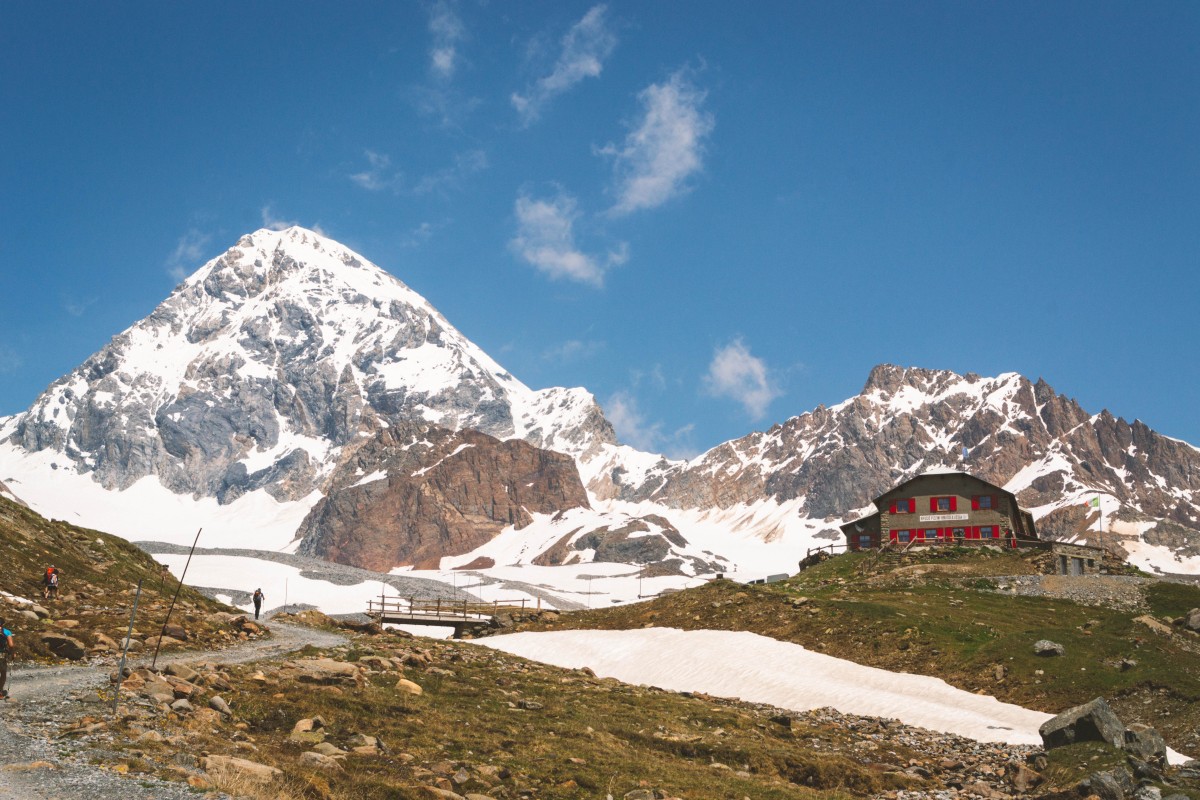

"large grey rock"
[40,633,86,660]
[1039,697,1125,749]
[1183,608,1200,632]
[201,754,281,786]
[1033,639,1065,657]
[1080,767,1135,800]
[1123,723,1167,766]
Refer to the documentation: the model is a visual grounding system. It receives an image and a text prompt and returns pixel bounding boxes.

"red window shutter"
[889,501,896,514]
[929,497,937,512]
[949,497,958,512]
[889,530,898,542]
[971,496,980,511]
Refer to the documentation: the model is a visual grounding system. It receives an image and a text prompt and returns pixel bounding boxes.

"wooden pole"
[112,579,143,717]
[151,527,201,670]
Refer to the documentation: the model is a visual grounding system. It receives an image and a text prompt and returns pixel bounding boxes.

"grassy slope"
[504,548,1200,754]
[0,496,244,662]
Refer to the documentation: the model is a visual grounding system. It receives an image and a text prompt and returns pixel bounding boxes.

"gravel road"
[0,621,346,799]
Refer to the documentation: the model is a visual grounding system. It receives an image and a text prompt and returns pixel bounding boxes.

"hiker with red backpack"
[42,565,60,601]
[0,617,13,700]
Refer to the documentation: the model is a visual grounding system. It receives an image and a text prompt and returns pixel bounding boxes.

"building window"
[858,535,872,549]
[892,498,915,514]
[924,528,940,540]
[980,526,997,538]
[931,496,957,512]
[952,527,965,540]
[973,495,994,510]
[898,530,911,543]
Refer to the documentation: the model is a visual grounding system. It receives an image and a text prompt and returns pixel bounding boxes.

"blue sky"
[2,2,1197,457]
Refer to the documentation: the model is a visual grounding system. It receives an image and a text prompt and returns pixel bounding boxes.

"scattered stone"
[1123,723,1167,767]
[208,695,233,717]
[298,751,344,774]
[170,698,194,713]
[1033,639,1065,657]
[395,677,423,695]
[40,632,87,660]
[1039,697,1125,749]
[201,754,282,786]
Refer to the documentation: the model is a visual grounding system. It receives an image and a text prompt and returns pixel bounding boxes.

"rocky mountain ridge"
[1,228,1198,577]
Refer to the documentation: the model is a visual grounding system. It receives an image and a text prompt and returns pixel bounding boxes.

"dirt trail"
[0,621,346,799]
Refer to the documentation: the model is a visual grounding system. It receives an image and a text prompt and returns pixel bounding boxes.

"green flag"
[1089,497,1100,508]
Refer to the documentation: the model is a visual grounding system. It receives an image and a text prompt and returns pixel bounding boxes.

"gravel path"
[0,621,346,799]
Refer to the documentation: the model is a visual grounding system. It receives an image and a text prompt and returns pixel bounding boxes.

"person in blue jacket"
[0,618,13,700]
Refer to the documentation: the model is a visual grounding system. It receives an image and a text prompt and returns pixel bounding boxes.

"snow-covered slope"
[3,227,616,501]
[2,228,1198,580]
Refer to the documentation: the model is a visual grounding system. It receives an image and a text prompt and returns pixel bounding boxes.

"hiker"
[0,617,12,700]
[252,588,264,620]
[42,565,60,601]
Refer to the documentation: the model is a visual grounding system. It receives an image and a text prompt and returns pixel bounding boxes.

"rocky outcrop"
[295,424,590,570]
[5,227,617,504]
[604,364,1200,552]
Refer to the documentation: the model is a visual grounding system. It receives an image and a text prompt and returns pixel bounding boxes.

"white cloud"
[349,150,401,192]
[702,338,781,420]
[63,296,97,318]
[165,228,212,281]
[0,344,22,374]
[510,191,627,287]
[428,0,465,81]
[512,5,617,125]
[604,69,714,217]
[412,149,488,195]
[542,339,605,363]
[604,390,697,458]
[604,390,663,452]
[260,205,300,231]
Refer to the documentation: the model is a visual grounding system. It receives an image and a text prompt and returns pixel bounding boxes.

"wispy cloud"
[63,296,97,318]
[604,390,663,452]
[349,150,402,192]
[261,205,299,231]
[412,149,488,196]
[603,69,714,217]
[702,338,781,420]
[542,338,605,363]
[604,389,697,458]
[510,191,627,287]
[166,228,212,282]
[512,5,617,125]
[0,344,23,374]
[428,0,465,81]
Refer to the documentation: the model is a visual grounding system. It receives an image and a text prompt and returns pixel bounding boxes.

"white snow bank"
[476,628,1192,764]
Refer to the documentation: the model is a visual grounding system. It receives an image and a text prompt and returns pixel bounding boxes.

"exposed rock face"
[605,365,1200,549]
[295,424,590,570]
[5,227,616,503]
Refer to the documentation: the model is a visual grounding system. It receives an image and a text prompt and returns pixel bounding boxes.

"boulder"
[395,677,423,695]
[1123,723,1167,766]
[1080,767,1135,800]
[208,696,233,717]
[1184,608,1200,633]
[165,663,200,683]
[1040,697,1125,749]
[1033,639,1065,657]
[170,698,194,713]
[297,751,344,775]
[201,755,281,787]
[293,658,359,685]
[40,633,86,660]
[162,623,189,641]
[29,605,50,619]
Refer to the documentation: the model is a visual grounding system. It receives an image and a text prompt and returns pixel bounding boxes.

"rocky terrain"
[1,227,1198,578]
[295,424,591,570]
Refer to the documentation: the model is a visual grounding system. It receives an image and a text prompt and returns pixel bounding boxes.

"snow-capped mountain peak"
[6,227,615,505]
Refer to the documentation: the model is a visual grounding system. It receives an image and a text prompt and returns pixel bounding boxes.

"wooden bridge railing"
[366,596,530,621]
